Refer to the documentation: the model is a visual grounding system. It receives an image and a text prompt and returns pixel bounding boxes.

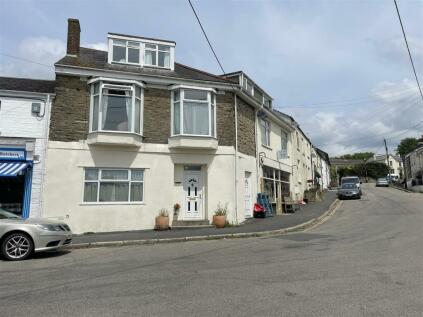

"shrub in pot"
[213,203,228,228]
[155,208,170,231]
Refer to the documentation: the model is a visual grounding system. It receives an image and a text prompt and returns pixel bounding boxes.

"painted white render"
[0,92,53,218]
[291,128,313,201]
[43,141,257,233]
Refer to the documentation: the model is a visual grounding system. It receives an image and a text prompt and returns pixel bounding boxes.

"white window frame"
[88,78,144,135]
[82,168,145,204]
[170,86,217,138]
[144,44,171,69]
[281,130,288,153]
[111,40,141,65]
[260,119,271,147]
[108,35,175,70]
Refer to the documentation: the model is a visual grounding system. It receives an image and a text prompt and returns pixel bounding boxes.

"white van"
[387,174,399,183]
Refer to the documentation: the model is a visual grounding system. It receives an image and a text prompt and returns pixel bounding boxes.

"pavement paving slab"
[72,190,337,244]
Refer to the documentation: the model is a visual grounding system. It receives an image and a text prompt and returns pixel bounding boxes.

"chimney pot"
[67,18,80,56]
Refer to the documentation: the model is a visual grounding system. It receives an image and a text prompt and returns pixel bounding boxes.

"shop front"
[0,147,33,218]
[261,165,290,214]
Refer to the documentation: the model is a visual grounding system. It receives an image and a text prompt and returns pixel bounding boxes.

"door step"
[172,219,212,229]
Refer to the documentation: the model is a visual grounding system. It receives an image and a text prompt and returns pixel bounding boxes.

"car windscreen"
[341,184,357,189]
[342,178,359,184]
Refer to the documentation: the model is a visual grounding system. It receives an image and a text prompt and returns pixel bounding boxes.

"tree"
[396,137,418,156]
[338,152,374,160]
[396,137,418,189]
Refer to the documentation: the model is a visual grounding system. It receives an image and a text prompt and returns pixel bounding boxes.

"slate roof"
[55,47,230,84]
[0,77,55,94]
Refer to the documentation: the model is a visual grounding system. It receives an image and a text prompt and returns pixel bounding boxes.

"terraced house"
[42,19,262,233]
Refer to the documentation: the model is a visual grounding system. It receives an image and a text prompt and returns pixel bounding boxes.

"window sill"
[168,135,218,150]
[87,131,143,147]
[80,202,145,206]
[261,144,272,150]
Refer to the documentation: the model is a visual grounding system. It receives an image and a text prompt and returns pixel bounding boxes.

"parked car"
[341,176,362,193]
[337,183,361,200]
[0,208,72,261]
[376,178,389,187]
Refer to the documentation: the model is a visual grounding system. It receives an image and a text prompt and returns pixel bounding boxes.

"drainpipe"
[233,94,239,224]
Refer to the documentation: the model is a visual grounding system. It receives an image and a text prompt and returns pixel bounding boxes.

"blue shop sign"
[0,148,26,161]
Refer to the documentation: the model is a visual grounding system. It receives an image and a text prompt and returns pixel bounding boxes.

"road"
[1,184,422,316]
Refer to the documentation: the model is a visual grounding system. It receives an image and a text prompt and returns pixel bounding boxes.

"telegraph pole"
[384,139,391,183]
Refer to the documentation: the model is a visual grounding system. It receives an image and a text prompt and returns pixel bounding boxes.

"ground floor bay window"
[83,168,144,203]
[89,79,143,134]
[171,87,216,137]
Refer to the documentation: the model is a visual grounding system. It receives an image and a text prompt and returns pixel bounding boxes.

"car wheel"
[1,232,34,261]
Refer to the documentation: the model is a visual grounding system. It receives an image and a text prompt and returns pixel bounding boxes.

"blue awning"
[0,162,29,177]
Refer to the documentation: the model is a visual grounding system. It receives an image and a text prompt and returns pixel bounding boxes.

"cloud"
[0,37,109,79]
[84,42,108,51]
[0,36,64,79]
[284,78,423,156]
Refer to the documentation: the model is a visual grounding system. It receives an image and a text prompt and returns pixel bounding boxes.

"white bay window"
[171,88,216,137]
[90,80,143,134]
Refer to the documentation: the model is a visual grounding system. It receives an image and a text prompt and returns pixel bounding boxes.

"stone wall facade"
[216,92,236,147]
[143,88,171,144]
[50,76,256,156]
[237,97,256,157]
[50,75,90,142]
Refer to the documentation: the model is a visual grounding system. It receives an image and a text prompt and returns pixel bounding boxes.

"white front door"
[244,172,253,218]
[183,170,203,219]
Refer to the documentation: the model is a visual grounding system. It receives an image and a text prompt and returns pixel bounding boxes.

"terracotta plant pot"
[155,216,169,231]
[213,215,226,228]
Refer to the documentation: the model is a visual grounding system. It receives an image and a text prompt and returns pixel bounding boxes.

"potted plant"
[213,203,228,228]
[173,203,181,217]
[155,208,170,231]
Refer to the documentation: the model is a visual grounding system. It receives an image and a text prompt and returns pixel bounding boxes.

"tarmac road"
[1,184,422,316]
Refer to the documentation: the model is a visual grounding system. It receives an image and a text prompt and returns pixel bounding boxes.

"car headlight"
[36,224,62,231]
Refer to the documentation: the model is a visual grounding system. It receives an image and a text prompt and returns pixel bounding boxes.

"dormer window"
[145,44,170,68]
[112,40,140,64]
[108,34,175,70]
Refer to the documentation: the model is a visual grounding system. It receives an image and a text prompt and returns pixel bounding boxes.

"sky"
[0,0,422,157]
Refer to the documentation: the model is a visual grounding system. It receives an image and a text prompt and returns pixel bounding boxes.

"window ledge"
[261,144,272,150]
[87,131,143,147]
[168,135,218,150]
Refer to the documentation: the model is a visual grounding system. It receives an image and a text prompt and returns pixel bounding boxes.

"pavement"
[72,190,337,246]
[1,183,422,317]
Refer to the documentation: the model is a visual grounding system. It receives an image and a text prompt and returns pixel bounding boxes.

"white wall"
[0,94,52,218]
[43,141,257,233]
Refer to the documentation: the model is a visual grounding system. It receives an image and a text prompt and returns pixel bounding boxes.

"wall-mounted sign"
[0,148,26,161]
[277,150,288,160]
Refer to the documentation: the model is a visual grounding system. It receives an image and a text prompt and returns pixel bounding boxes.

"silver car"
[338,183,361,200]
[0,208,72,261]
[376,178,389,187]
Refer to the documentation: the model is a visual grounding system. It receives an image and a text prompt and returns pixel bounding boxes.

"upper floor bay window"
[90,80,143,134]
[172,88,216,137]
[260,119,271,147]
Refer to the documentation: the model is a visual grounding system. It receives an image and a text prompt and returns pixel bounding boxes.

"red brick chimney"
[66,18,80,56]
